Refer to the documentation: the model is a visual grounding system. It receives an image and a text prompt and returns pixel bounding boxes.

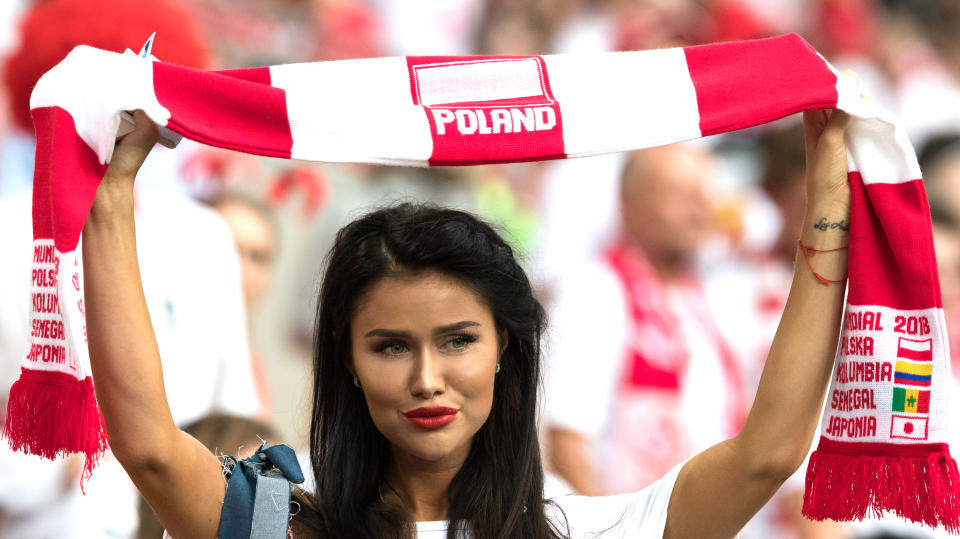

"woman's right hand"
[106,110,159,180]
[83,108,227,539]
[91,110,159,217]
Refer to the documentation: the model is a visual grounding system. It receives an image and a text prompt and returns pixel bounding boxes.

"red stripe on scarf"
[31,106,107,251]
[153,64,293,158]
[848,172,942,310]
[684,34,839,136]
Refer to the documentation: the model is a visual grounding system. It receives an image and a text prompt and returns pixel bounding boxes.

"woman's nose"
[410,348,445,398]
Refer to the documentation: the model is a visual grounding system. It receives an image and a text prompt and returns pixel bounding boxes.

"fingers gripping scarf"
[5,33,958,529]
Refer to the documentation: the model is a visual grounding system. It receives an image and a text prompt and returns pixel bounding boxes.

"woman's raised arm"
[664,109,851,539]
[83,110,225,538]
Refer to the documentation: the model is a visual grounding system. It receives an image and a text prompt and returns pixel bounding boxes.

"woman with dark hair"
[83,108,850,538]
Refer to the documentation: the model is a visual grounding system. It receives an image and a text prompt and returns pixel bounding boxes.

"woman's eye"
[446,334,477,350]
[377,342,408,355]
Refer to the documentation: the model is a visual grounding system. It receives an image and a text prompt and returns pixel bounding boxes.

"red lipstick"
[403,406,458,429]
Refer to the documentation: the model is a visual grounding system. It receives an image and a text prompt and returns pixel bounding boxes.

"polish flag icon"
[890,414,929,440]
[897,337,932,363]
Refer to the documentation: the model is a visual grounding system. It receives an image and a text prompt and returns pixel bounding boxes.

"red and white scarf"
[6,33,958,529]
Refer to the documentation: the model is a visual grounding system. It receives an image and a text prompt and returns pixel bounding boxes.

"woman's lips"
[403,406,458,429]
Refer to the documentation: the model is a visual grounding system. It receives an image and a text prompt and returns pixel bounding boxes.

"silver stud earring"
[353,376,361,388]
[495,363,501,374]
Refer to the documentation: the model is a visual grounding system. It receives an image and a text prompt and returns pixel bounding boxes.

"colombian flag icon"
[893,337,933,387]
[893,359,932,386]
[892,386,930,414]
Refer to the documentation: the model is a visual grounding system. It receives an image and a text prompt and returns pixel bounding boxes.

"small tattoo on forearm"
[813,217,850,232]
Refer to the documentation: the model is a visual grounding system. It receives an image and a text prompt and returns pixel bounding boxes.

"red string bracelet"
[797,239,849,285]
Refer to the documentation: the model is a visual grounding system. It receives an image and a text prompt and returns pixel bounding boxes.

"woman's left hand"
[665,106,852,539]
[803,108,851,210]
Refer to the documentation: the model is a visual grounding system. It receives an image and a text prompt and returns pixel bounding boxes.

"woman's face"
[350,271,501,467]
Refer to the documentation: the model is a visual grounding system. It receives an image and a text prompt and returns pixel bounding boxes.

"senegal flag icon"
[892,386,930,414]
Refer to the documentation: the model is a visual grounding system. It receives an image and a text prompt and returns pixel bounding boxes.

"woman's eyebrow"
[363,321,479,338]
[433,321,480,335]
[363,329,412,338]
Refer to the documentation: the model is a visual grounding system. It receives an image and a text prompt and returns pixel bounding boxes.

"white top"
[158,463,681,538]
[414,462,682,538]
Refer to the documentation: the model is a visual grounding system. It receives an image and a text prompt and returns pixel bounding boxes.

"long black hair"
[292,203,565,538]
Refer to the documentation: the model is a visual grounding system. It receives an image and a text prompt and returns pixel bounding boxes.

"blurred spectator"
[545,143,743,495]
[870,0,960,145]
[313,0,383,60]
[136,414,280,539]
[930,207,960,405]
[704,0,800,43]
[928,0,960,83]
[0,1,261,537]
[0,0,209,198]
[205,191,280,412]
[3,0,209,144]
[922,134,960,378]
[475,2,553,56]
[205,192,278,317]
[551,0,708,55]
[920,134,960,224]
[811,0,878,59]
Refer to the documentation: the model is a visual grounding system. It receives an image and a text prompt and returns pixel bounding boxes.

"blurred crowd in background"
[1,0,960,537]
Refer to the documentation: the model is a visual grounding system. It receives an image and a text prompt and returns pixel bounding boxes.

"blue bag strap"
[218,442,304,539]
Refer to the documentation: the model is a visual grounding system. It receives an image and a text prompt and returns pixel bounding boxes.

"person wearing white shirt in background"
[545,143,744,497]
[205,191,279,415]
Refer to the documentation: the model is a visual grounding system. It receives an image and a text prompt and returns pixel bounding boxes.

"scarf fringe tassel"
[803,444,960,532]
[2,369,107,485]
